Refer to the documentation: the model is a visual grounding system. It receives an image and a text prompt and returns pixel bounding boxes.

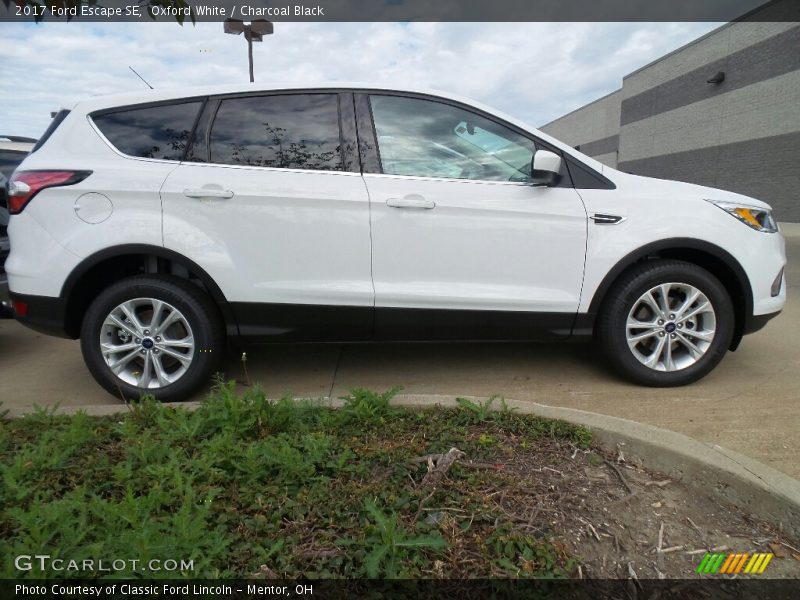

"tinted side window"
[370,95,539,182]
[93,101,202,160]
[208,94,342,171]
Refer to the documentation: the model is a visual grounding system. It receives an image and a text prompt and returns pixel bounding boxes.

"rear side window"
[207,94,342,171]
[92,101,202,161]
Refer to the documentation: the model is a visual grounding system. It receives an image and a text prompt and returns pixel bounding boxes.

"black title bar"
[2,0,799,23]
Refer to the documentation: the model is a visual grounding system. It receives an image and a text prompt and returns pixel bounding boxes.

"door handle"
[386,195,435,210]
[183,188,234,199]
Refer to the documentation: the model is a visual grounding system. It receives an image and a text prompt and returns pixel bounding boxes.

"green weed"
[339,387,403,426]
[338,498,447,578]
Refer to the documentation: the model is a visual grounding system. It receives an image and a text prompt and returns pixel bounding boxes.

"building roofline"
[539,88,621,129]
[622,22,732,80]
[623,0,785,80]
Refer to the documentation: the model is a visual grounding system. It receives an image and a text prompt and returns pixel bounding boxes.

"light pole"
[224,19,274,83]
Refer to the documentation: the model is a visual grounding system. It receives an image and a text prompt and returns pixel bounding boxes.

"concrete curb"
[7,392,800,537]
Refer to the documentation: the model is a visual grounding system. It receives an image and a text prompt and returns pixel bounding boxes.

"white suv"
[6,84,786,401]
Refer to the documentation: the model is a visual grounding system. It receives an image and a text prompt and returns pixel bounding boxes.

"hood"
[608,169,773,211]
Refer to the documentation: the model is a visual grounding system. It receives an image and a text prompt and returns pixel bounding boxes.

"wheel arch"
[587,238,753,351]
[60,244,237,339]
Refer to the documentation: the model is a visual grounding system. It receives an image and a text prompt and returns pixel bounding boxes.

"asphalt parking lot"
[2,228,798,479]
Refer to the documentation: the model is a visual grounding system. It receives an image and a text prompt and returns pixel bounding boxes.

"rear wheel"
[80,275,224,402]
[597,260,734,387]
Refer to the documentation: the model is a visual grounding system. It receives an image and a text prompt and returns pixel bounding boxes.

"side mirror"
[530,150,562,186]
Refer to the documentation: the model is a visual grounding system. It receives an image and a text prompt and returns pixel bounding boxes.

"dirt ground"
[462,434,800,580]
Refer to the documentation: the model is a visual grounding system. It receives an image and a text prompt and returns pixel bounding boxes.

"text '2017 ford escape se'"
[6,84,786,401]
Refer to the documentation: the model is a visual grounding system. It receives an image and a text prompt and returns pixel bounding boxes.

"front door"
[360,93,588,340]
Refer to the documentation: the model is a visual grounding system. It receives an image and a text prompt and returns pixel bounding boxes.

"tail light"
[11,299,28,317]
[8,170,92,215]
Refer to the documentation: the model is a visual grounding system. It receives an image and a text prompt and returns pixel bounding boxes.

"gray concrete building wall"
[617,19,800,222]
[539,90,621,167]
[539,0,800,221]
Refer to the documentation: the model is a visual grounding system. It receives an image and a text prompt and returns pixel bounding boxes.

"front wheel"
[80,275,225,402]
[597,260,735,387]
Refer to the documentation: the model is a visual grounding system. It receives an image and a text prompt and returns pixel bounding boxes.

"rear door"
[160,92,374,341]
[357,93,588,340]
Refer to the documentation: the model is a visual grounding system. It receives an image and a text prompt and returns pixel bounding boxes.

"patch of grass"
[456,396,502,422]
[340,386,404,426]
[0,384,591,579]
[338,498,447,578]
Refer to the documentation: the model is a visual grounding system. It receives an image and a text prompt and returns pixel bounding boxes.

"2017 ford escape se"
[6,84,786,401]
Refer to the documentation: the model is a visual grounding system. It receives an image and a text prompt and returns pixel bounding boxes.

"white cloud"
[0,21,721,137]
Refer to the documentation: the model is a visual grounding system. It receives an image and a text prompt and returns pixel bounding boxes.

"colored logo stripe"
[698,552,774,575]
[696,554,712,573]
[730,553,749,574]
[745,554,761,573]
[756,553,773,574]
[697,553,725,573]
[719,553,736,573]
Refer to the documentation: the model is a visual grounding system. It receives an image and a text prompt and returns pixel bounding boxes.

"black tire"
[80,275,225,402]
[596,260,734,387]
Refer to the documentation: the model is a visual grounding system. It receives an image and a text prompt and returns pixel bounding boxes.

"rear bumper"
[8,292,73,338]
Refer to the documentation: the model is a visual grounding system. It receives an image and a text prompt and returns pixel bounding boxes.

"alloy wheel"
[99,297,195,389]
[625,282,716,372]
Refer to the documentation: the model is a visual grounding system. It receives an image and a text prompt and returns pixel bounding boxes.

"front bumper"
[743,309,782,335]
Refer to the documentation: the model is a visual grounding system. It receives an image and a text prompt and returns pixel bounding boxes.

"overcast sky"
[1,21,722,138]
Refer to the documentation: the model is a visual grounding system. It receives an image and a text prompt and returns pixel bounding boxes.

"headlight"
[706,199,778,233]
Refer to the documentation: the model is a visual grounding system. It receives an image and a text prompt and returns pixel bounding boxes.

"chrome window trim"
[176,160,360,176]
[362,172,539,187]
